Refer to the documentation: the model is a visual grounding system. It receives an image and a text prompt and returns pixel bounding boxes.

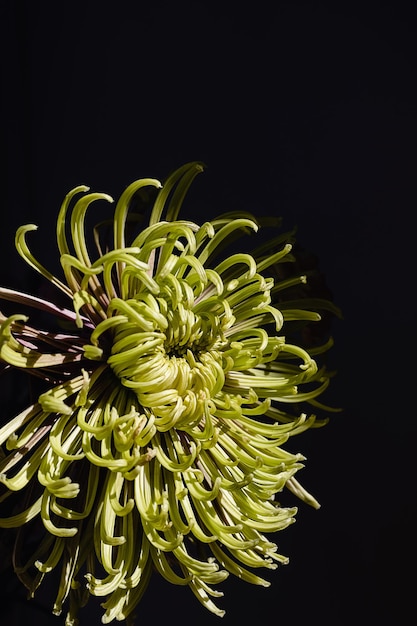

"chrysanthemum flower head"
[0,162,340,624]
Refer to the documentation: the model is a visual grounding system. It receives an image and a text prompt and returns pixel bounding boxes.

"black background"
[1,1,416,624]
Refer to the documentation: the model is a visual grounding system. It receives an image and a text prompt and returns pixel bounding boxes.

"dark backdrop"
[1,1,416,624]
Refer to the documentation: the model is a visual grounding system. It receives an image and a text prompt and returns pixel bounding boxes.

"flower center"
[91,290,229,433]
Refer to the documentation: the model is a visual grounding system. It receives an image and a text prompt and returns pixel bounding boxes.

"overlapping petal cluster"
[0,163,339,624]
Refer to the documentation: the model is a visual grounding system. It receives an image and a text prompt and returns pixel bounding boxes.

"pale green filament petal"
[70,192,114,268]
[114,178,162,248]
[56,185,90,256]
[0,496,42,527]
[15,225,71,296]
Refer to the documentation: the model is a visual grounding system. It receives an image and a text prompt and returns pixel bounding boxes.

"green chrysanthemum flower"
[0,162,340,624]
